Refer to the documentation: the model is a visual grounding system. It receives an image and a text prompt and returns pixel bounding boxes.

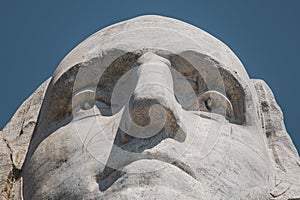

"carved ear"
[252,79,300,199]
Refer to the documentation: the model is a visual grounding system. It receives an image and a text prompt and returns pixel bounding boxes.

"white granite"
[1,15,299,200]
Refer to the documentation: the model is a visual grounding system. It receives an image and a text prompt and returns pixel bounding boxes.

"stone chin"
[0,15,299,200]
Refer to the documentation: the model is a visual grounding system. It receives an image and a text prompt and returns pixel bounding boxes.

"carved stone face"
[21,16,299,200]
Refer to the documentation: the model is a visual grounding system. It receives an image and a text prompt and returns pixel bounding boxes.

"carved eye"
[198,90,234,119]
[72,89,95,111]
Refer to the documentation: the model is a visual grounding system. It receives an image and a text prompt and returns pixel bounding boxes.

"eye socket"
[198,90,234,119]
[72,89,96,111]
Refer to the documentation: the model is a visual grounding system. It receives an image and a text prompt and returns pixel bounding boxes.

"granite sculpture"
[1,15,299,200]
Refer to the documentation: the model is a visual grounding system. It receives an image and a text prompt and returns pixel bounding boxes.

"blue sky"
[0,0,299,152]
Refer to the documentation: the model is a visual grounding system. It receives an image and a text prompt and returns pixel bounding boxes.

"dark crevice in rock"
[19,129,24,136]
[96,167,123,191]
[55,158,68,169]
[3,139,22,181]
[1,139,16,199]
[19,120,25,136]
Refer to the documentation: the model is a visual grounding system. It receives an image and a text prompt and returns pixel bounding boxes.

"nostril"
[129,97,167,127]
[129,98,151,126]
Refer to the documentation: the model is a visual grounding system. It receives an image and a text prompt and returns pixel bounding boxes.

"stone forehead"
[52,15,250,84]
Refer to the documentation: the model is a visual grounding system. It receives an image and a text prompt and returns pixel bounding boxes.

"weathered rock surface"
[1,15,299,200]
[0,79,50,199]
[253,79,300,199]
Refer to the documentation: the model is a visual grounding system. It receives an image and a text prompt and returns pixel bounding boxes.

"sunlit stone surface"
[1,15,299,200]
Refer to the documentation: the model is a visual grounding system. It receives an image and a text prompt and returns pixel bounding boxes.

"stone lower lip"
[101,156,197,183]
[124,158,196,179]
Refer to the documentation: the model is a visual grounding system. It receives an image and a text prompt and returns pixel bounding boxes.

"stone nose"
[119,52,185,141]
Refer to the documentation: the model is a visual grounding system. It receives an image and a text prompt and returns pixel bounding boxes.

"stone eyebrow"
[166,50,246,125]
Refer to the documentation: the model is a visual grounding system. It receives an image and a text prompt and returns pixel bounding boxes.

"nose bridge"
[134,52,174,102]
[136,53,173,93]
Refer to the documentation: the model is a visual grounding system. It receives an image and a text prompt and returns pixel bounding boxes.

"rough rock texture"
[1,15,300,200]
[253,79,300,199]
[0,79,50,199]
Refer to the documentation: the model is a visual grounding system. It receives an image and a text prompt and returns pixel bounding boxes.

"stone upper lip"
[100,137,197,184]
